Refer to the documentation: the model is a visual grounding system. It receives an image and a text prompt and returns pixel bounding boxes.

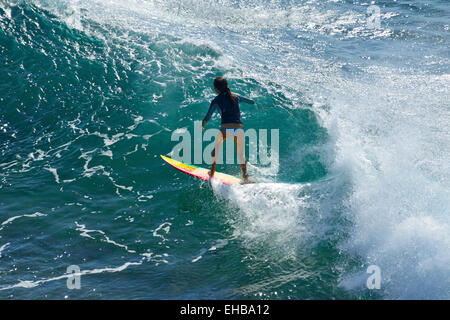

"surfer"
[201,77,255,182]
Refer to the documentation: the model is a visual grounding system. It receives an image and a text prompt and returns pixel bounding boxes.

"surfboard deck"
[161,155,244,185]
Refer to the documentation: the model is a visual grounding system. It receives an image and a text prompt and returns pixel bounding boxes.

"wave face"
[0,0,448,299]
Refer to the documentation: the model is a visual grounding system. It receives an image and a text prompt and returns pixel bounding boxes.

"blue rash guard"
[202,92,255,127]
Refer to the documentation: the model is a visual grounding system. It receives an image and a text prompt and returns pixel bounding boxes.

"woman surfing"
[201,77,255,183]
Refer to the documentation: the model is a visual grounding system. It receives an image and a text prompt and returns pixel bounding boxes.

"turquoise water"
[0,0,449,299]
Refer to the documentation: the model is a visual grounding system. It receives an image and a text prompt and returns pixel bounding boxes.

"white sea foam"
[0,260,144,291]
[152,222,172,241]
[75,222,136,253]
[321,68,450,299]
[0,242,10,258]
[44,167,60,184]
[0,212,47,233]
[212,182,313,255]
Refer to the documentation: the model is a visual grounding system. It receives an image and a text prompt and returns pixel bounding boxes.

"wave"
[0,0,448,299]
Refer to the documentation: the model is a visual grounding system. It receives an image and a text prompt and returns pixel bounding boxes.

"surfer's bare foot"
[240,164,249,182]
[209,163,216,180]
[241,174,252,184]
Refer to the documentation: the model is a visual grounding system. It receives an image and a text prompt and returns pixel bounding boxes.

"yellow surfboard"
[161,155,242,185]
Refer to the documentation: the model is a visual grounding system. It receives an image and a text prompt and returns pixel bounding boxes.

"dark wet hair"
[214,77,237,105]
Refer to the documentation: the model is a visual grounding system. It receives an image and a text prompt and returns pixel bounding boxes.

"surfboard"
[160,155,242,185]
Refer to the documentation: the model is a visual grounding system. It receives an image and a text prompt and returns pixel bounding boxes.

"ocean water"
[0,0,449,299]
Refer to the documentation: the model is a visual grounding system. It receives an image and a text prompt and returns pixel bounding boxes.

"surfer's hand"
[201,125,204,130]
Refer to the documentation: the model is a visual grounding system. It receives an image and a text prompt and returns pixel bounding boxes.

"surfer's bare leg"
[234,131,248,180]
[209,162,217,178]
[209,129,227,178]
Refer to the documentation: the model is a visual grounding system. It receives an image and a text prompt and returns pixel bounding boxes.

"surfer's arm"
[202,102,219,128]
[236,94,255,105]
